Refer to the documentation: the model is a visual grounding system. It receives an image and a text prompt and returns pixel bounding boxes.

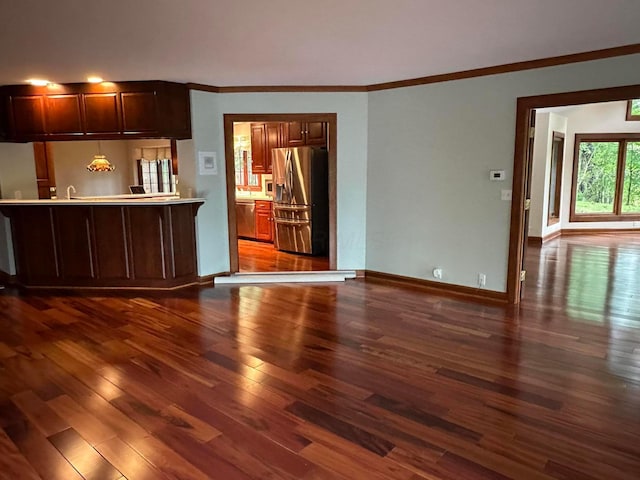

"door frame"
[507,83,640,304]
[223,113,338,273]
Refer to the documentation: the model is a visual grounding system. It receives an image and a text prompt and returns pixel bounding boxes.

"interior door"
[520,109,536,299]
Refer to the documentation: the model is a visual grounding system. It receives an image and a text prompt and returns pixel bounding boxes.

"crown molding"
[186,43,640,94]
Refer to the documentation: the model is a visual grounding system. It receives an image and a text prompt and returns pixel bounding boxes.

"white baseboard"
[214,270,356,285]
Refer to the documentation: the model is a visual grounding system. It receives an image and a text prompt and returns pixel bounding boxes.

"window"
[234,134,261,191]
[547,132,564,225]
[135,146,175,194]
[626,99,640,121]
[571,133,640,221]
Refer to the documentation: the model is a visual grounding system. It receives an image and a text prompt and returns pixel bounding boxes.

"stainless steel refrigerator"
[271,147,329,255]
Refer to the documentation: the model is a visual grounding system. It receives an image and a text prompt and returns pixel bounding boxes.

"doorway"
[509,84,640,304]
[223,114,338,274]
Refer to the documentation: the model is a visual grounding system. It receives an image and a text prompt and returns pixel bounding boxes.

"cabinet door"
[161,82,191,138]
[56,207,96,281]
[265,123,282,173]
[93,207,131,281]
[128,206,168,280]
[254,201,273,242]
[45,94,82,135]
[286,121,305,147]
[121,91,158,133]
[83,93,120,133]
[10,95,46,137]
[170,204,197,279]
[251,123,267,174]
[305,121,327,146]
[11,207,59,284]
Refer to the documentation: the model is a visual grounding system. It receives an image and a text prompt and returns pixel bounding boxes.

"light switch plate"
[490,170,506,181]
[501,189,512,201]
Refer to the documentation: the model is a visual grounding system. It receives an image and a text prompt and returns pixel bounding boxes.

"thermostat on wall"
[490,170,506,181]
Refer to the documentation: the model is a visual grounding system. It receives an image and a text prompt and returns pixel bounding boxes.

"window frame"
[547,131,564,226]
[570,132,640,222]
[626,99,640,121]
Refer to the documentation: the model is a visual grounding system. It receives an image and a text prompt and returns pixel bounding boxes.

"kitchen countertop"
[0,196,204,206]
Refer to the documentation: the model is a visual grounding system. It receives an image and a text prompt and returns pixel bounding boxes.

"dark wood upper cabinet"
[10,95,46,137]
[251,123,267,174]
[250,121,327,174]
[0,81,191,142]
[285,121,327,147]
[251,122,287,174]
[45,94,82,135]
[286,121,305,147]
[83,93,120,133]
[121,91,158,133]
[305,121,327,146]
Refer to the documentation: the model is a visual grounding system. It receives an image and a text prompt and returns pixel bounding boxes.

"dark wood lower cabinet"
[9,207,59,283]
[128,206,169,281]
[93,207,131,281]
[254,200,273,242]
[0,201,203,288]
[56,206,96,281]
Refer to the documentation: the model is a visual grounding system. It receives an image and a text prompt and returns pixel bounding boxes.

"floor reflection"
[524,233,640,381]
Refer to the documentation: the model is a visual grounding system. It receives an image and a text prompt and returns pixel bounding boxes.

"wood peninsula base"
[0,198,203,289]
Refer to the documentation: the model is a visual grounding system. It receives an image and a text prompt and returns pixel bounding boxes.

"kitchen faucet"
[66,185,76,199]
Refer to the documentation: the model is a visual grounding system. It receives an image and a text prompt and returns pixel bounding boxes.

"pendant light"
[86,141,116,172]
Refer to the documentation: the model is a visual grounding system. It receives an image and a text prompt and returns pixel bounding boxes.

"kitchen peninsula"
[0,196,203,289]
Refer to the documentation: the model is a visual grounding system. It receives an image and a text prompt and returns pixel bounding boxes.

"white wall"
[531,101,640,237]
[529,112,567,238]
[367,54,640,293]
[185,90,369,276]
[556,101,640,230]
[51,140,132,197]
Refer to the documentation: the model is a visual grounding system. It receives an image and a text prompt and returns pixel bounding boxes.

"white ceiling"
[2,0,640,87]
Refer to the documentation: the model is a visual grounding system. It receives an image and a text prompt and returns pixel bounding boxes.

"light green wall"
[367,54,640,292]
[187,90,369,276]
[186,90,230,275]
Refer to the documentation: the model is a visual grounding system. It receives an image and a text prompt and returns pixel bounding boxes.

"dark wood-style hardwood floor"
[238,239,330,272]
[1,234,639,479]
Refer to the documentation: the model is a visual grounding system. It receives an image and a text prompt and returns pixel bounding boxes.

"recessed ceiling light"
[27,79,50,86]
[87,76,104,83]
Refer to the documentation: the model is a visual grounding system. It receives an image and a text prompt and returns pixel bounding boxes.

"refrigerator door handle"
[275,218,310,226]
[274,204,309,211]
[286,150,294,200]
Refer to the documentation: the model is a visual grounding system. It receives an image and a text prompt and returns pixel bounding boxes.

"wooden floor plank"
[48,428,122,480]
[0,428,47,480]
[4,418,84,480]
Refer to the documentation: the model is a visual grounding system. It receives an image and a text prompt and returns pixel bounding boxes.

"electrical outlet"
[433,268,443,280]
[478,273,486,287]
